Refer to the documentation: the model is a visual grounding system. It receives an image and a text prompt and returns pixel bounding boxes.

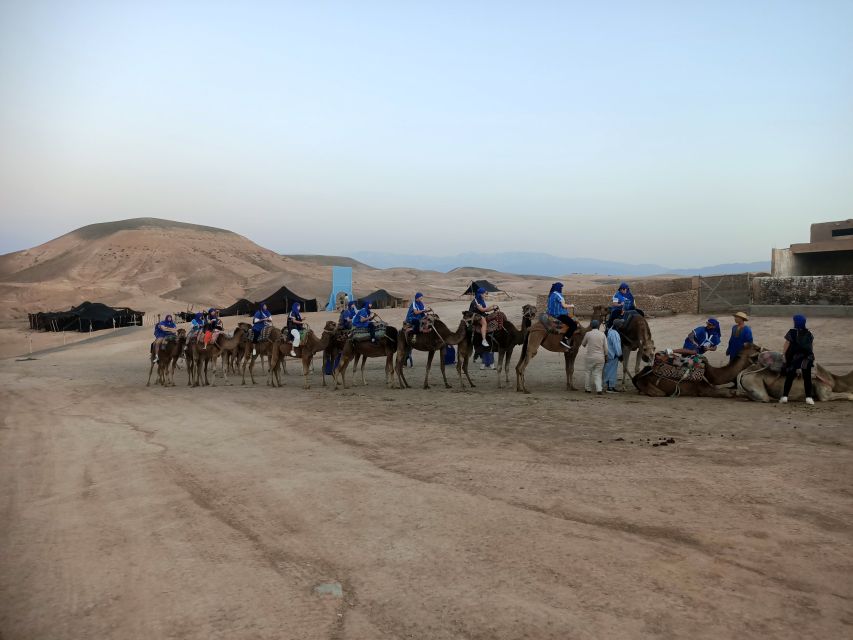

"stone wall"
[752,275,853,306]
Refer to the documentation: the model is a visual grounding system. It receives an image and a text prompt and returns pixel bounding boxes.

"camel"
[515,305,589,394]
[187,325,251,387]
[455,311,525,389]
[594,304,655,386]
[147,329,187,387]
[240,326,283,385]
[633,343,762,397]
[394,315,468,389]
[268,321,338,389]
[737,361,853,402]
[333,326,399,389]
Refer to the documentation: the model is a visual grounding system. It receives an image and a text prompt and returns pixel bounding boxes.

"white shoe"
[291,329,301,348]
[252,348,257,357]
[480,364,486,370]
[805,397,815,405]
[152,357,158,363]
[559,340,571,349]
[290,350,297,357]
[779,396,788,404]
[481,339,489,347]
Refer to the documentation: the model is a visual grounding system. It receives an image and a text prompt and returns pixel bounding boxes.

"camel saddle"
[757,351,785,373]
[613,310,639,332]
[651,352,706,383]
[350,323,387,342]
[538,313,564,335]
[257,325,274,342]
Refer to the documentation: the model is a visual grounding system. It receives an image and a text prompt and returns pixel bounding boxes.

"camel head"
[591,305,608,325]
[323,320,338,333]
[176,328,187,338]
[641,339,656,364]
[740,342,763,363]
[522,304,537,319]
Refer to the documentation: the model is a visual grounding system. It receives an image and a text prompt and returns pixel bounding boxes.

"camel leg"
[360,355,368,386]
[504,346,515,387]
[423,350,435,389]
[456,355,466,388]
[248,355,258,385]
[302,355,311,390]
[385,354,394,387]
[334,353,350,390]
[439,347,451,389]
[515,334,541,394]
[564,352,573,391]
[462,350,475,388]
[394,346,409,389]
[147,359,156,386]
[496,350,504,389]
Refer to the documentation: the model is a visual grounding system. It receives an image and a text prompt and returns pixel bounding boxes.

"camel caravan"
[147,285,853,404]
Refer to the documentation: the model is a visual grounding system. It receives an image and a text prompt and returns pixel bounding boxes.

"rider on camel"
[469,287,497,348]
[353,300,378,343]
[203,308,223,350]
[252,302,272,356]
[152,314,177,363]
[287,302,305,356]
[338,300,357,330]
[406,293,428,333]
[547,282,577,349]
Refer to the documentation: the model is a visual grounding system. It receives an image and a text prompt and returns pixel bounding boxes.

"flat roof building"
[772,219,853,276]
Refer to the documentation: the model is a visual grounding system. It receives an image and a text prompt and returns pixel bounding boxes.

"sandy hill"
[0,217,642,322]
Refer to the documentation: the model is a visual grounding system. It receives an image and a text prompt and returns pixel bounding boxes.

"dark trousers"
[783,365,813,398]
[558,315,578,337]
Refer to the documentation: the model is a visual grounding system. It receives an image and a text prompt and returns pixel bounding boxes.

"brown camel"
[633,343,762,397]
[515,305,589,394]
[147,329,187,387]
[187,325,251,387]
[456,311,525,389]
[738,361,853,402]
[240,327,283,385]
[333,326,399,389]
[268,321,338,389]
[594,305,655,386]
[394,315,467,389]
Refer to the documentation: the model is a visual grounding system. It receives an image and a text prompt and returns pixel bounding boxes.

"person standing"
[603,325,622,392]
[781,314,815,405]
[582,319,607,395]
[726,312,754,363]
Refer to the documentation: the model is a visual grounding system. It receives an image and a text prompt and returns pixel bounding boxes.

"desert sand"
[2,301,852,640]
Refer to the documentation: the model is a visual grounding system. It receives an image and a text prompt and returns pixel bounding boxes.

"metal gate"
[698,273,752,313]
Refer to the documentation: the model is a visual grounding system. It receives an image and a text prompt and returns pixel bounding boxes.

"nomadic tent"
[355,289,404,309]
[218,298,255,317]
[461,280,510,298]
[29,301,145,332]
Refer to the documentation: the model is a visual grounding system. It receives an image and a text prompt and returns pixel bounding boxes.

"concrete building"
[753,219,853,316]
[772,219,853,276]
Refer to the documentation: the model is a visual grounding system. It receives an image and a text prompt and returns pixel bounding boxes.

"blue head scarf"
[362,300,372,310]
[415,292,423,299]
[706,318,721,337]
[549,282,563,294]
[194,312,203,323]
[476,287,486,295]
[347,300,357,309]
[291,302,300,314]
[260,301,268,311]
[619,282,630,291]
[793,314,807,329]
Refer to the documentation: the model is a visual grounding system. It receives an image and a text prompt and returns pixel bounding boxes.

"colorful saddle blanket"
[757,350,784,373]
[351,323,387,342]
[486,311,506,333]
[538,313,563,335]
[651,353,706,382]
[257,325,274,342]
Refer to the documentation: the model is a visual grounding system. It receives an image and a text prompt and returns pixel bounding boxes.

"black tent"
[356,289,404,309]
[461,280,508,297]
[218,298,255,317]
[29,301,145,332]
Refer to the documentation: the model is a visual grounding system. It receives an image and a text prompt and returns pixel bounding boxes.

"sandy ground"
[1,303,852,640]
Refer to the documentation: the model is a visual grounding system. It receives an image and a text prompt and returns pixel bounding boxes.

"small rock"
[314,582,343,598]
[614,437,625,442]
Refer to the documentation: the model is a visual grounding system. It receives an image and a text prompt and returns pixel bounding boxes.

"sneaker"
[152,357,159,363]
[488,365,496,370]
[805,397,815,405]
[481,339,489,347]
[606,388,617,394]
[560,340,571,349]
[290,350,297,357]
[779,396,788,404]
[480,365,486,370]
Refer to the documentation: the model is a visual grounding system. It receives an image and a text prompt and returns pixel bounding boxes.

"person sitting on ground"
[287,302,305,356]
[546,282,578,349]
[353,300,377,343]
[582,319,608,395]
[603,324,623,392]
[406,292,429,333]
[677,318,721,356]
[189,311,205,341]
[203,308,223,350]
[781,314,815,405]
[152,314,177,363]
[251,302,272,356]
[338,300,357,330]
[469,287,497,348]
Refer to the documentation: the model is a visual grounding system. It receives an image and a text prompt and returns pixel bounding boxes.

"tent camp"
[355,289,404,309]
[29,301,145,332]
[461,280,510,298]
[217,298,255,317]
[219,286,319,317]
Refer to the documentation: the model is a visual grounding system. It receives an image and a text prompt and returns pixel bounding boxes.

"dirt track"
[1,306,852,639]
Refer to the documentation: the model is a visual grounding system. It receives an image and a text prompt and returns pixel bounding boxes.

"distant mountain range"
[349,251,770,277]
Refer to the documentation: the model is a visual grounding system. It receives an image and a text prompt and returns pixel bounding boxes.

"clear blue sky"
[1,1,851,266]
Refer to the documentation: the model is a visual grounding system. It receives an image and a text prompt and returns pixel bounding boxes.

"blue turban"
[793,314,807,329]
[619,282,630,291]
[476,287,486,295]
[291,302,300,313]
[415,292,424,299]
[706,318,721,336]
[549,282,564,294]
[194,312,203,322]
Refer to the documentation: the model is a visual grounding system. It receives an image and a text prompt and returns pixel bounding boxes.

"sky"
[1,1,851,266]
